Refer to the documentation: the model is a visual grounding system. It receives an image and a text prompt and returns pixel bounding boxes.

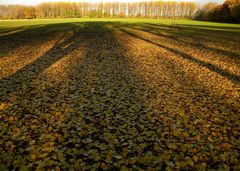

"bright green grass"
[1,18,240,28]
[0,18,240,35]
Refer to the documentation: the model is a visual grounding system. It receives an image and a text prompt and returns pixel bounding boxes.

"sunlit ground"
[0,19,240,170]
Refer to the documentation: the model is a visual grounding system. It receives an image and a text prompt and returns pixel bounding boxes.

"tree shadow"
[116,25,240,84]
[0,23,86,99]
[145,22,240,44]
[0,21,240,170]
[124,23,240,62]
[0,21,166,170]
[146,22,240,33]
[0,27,27,36]
[180,24,240,33]
[0,23,78,58]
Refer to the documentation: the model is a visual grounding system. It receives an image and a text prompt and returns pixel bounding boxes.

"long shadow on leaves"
[125,23,240,61]
[147,22,240,34]
[0,22,240,170]
[116,25,240,84]
[180,24,240,33]
[0,22,165,170]
[146,22,240,44]
[0,23,85,99]
[0,23,77,58]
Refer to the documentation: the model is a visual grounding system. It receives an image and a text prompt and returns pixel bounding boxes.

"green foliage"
[193,10,206,21]
[88,10,102,18]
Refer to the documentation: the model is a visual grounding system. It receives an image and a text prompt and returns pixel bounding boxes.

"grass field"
[0,19,240,170]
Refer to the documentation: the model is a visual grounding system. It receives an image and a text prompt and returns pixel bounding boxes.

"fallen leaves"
[30,154,37,162]
[0,102,10,112]
[0,21,240,170]
[168,143,178,150]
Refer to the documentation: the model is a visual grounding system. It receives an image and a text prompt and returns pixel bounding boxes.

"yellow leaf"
[187,160,194,167]
[8,116,15,122]
[139,143,147,150]
[179,110,185,117]
[120,166,128,171]
[122,147,128,157]
[100,163,109,170]
[168,143,177,150]
[0,102,9,111]
[193,156,199,162]
[221,143,232,150]
[183,132,189,138]
[13,127,21,134]
[195,135,201,141]
[106,152,112,163]
[30,154,37,161]
[55,166,61,171]
[208,136,214,142]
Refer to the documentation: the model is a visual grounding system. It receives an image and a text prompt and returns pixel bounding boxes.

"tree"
[194,0,240,23]
[228,0,240,22]
[0,1,198,20]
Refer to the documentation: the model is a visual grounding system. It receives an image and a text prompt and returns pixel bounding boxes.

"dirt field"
[0,19,240,170]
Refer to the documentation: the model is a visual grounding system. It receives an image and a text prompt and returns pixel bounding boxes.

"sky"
[0,0,224,6]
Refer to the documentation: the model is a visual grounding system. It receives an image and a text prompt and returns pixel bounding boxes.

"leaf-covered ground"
[0,20,240,170]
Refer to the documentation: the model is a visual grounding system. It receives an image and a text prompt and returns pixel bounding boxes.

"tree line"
[0,1,197,19]
[194,0,240,23]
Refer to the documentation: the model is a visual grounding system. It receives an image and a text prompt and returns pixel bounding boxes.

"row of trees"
[194,0,240,23]
[0,1,197,19]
